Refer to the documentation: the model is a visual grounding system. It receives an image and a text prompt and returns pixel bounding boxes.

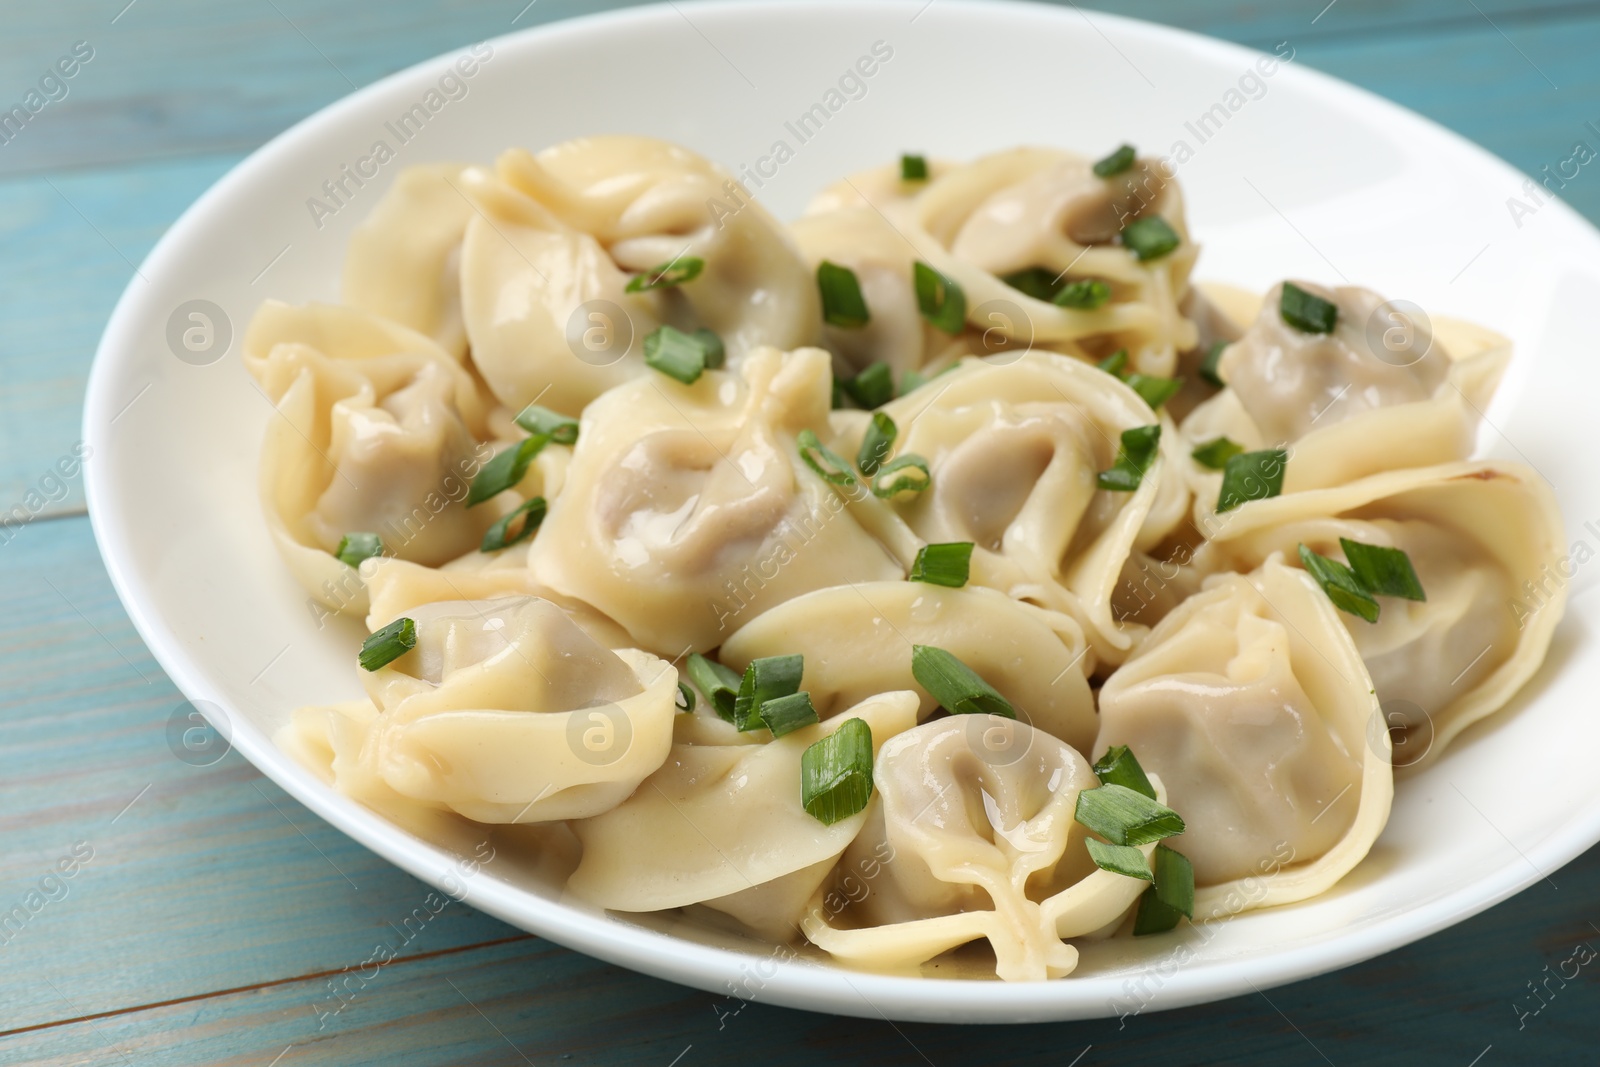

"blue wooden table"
[3,1,1597,1063]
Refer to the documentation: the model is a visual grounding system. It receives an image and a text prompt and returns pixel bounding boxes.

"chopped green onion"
[870,453,930,498]
[910,645,1015,718]
[1092,745,1156,800]
[913,261,966,335]
[1216,448,1287,512]
[900,153,928,181]
[480,496,547,552]
[1279,281,1338,333]
[335,532,384,569]
[675,681,695,713]
[514,404,579,445]
[857,412,897,476]
[1000,268,1061,302]
[758,691,820,738]
[1074,783,1185,847]
[1085,839,1153,881]
[1096,349,1129,377]
[687,653,742,722]
[1133,845,1195,934]
[1340,538,1426,601]
[693,328,726,370]
[909,542,973,588]
[1299,544,1380,623]
[818,260,870,328]
[1097,424,1162,492]
[1199,340,1228,387]
[625,256,704,292]
[801,717,873,825]
[644,324,710,384]
[733,654,805,732]
[1054,278,1111,310]
[1093,144,1137,178]
[1125,373,1182,411]
[900,362,961,393]
[843,361,895,409]
[797,429,858,487]
[359,617,416,672]
[1190,436,1244,470]
[467,435,545,506]
[1122,216,1181,261]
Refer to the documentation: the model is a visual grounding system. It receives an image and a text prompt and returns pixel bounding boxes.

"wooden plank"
[0,515,514,1035]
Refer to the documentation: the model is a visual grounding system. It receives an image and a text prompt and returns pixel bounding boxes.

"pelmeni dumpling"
[1191,460,1566,767]
[284,593,678,827]
[1181,282,1508,517]
[458,137,818,414]
[342,163,475,359]
[566,691,918,943]
[801,717,1156,980]
[1095,558,1390,914]
[243,302,512,615]
[719,580,1097,753]
[530,346,901,655]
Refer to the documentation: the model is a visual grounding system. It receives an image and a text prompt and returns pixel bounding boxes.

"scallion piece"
[686,652,741,722]
[1190,436,1244,470]
[1074,783,1185,847]
[1298,544,1380,623]
[644,324,710,384]
[797,429,858,487]
[1340,538,1426,601]
[675,681,695,713]
[513,404,579,445]
[857,411,897,476]
[1092,745,1156,800]
[900,153,928,181]
[693,328,726,369]
[479,496,547,553]
[1092,144,1137,178]
[467,435,545,506]
[913,261,966,335]
[733,654,805,732]
[800,717,873,825]
[1199,340,1228,387]
[1096,349,1129,377]
[335,532,384,569]
[1054,278,1111,310]
[1133,845,1195,934]
[758,691,820,738]
[910,645,1015,718]
[1122,216,1181,261]
[1216,448,1287,512]
[1097,424,1161,492]
[870,453,930,498]
[909,541,973,588]
[843,361,895,409]
[1125,373,1182,411]
[818,260,870,328]
[359,617,416,672]
[1000,268,1061,303]
[1279,281,1338,334]
[1085,839,1153,881]
[625,255,704,292]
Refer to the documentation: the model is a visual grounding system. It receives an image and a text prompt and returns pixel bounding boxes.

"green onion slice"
[1085,839,1153,881]
[1199,340,1228,387]
[1340,538,1426,601]
[1097,424,1162,492]
[1000,267,1061,302]
[909,541,973,588]
[1074,783,1185,847]
[513,404,579,445]
[1092,745,1157,800]
[843,361,895,409]
[480,496,547,553]
[687,653,741,722]
[1054,278,1111,310]
[900,153,928,181]
[758,691,820,738]
[1190,436,1244,470]
[910,645,1015,718]
[1092,144,1137,178]
[1096,349,1129,377]
[1133,845,1195,934]
[1122,216,1181,261]
[693,328,726,369]
[359,617,416,672]
[625,256,704,292]
[818,260,870,328]
[1125,373,1182,411]
[1279,281,1338,333]
[797,429,859,487]
[1298,544,1381,623]
[801,717,873,825]
[335,532,384,569]
[870,454,930,498]
[1215,448,1287,512]
[644,324,709,384]
[733,654,805,732]
[913,261,966,335]
[675,681,695,713]
[857,411,897,476]
[467,435,545,507]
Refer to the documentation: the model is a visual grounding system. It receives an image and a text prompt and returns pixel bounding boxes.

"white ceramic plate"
[83,0,1600,1023]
